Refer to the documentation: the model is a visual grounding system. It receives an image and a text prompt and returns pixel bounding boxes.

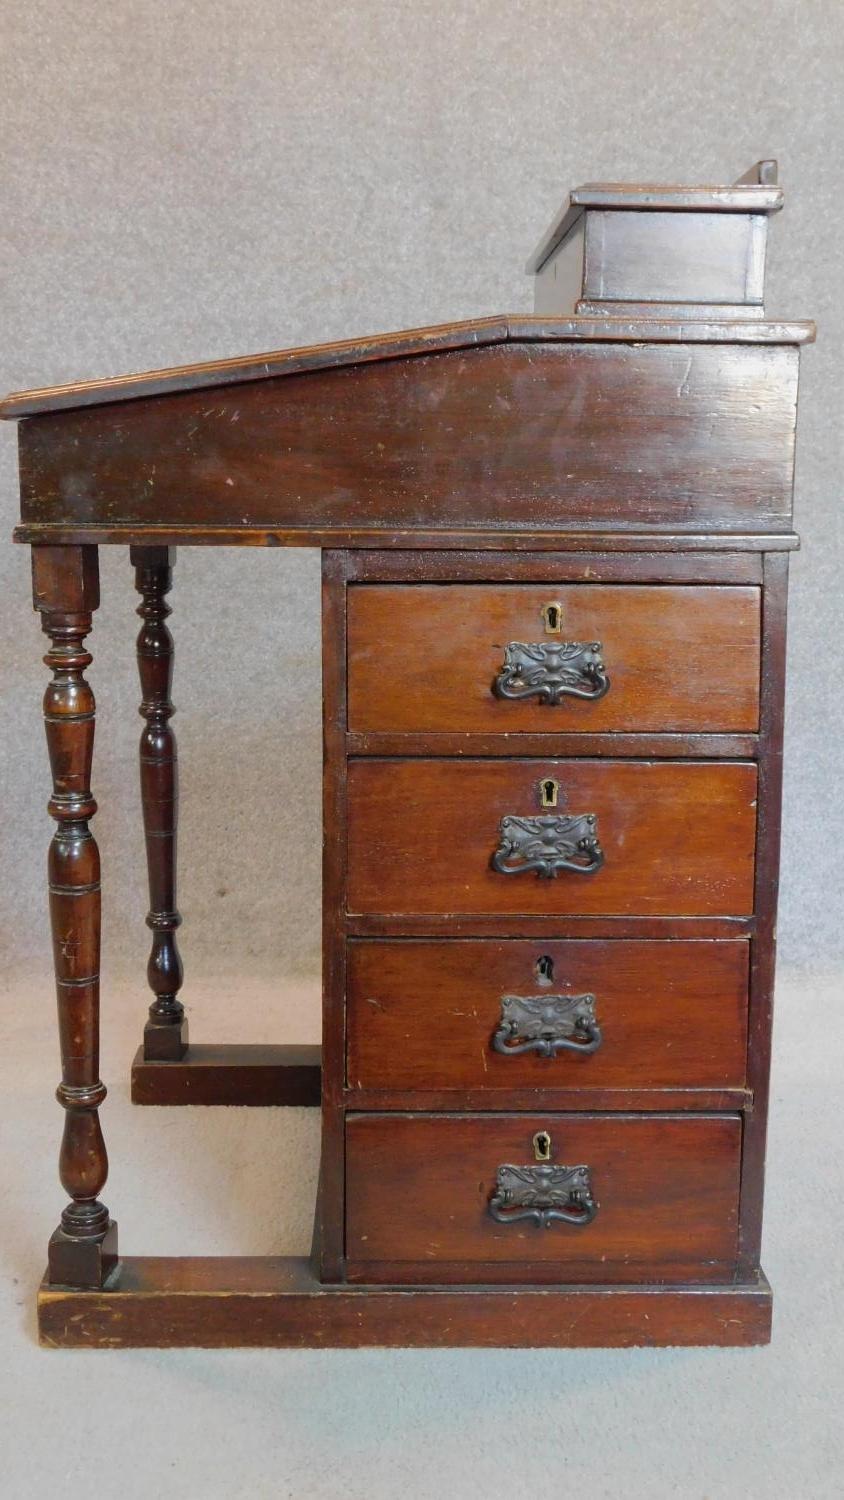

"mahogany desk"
[4,161,814,1348]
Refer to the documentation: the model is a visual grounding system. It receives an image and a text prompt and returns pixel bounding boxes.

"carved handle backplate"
[493,641,610,705]
[492,813,604,878]
[488,1163,598,1227]
[493,992,602,1057]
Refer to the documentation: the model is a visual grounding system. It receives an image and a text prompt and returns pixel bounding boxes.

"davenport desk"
[4,161,814,1349]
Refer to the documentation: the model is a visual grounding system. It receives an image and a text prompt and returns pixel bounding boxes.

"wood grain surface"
[347,758,758,916]
[17,342,799,534]
[345,1112,741,1282]
[346,938,749,1090]
[347,583,761,733]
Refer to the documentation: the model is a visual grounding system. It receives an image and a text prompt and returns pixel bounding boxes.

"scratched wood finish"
[347,759,757,917]
[345,548,765,584]
[345,1113,741,1283]
[346,938,749,1091]
[16,342,800,533]
[37,1258,773,1348]
[131,1044,321,1106]
[347,584,761,733]
[1,312,812,420]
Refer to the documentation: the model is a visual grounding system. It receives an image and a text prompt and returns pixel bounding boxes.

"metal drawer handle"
[493,641,610,705]
[492,993,602,1057]
[492,813,604,878]
[488,1163,598,1228]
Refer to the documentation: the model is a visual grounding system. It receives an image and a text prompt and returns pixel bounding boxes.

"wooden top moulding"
[0,311,815,421]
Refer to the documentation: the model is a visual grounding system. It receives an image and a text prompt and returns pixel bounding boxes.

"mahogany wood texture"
[347,758,758,917]
[347,583,761,734]
[2,313,812,419]
[345,1113,741,1284]
[37,1259,773,1349]
[13,525,802,550]
[346,938,749,1092]
[15,341,801,535]
[130,1044,321,1106]
[132,545,187,1060]
[344,548,765,583]
[31,545,118,1288]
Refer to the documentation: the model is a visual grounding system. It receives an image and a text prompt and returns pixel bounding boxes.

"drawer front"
[346,939,749,1091]
[345,1113,741,1283]
[347,759,757,916]
[347,584,761,734]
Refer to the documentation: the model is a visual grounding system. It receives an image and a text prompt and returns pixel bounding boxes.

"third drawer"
[346,938,749,1091]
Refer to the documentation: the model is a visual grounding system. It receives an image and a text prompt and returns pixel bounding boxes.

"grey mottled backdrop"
[2,7,844,1499]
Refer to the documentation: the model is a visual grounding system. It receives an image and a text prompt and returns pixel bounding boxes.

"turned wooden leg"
[32,545,118,1288]
[132,545,187,1061]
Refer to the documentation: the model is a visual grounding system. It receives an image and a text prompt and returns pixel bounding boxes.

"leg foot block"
[143,1016,189,1061]
[47,1220,119,1290]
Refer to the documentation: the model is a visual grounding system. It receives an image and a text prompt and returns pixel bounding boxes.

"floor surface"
[2,963,841,1499]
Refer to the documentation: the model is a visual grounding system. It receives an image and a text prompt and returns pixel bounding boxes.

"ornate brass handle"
[492,993,602,1057]
[493,641,610,705]
[492,813,604,878]
[488,1163,598,1227]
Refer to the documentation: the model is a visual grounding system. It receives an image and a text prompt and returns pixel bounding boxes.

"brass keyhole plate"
[533,1130,552,1162]
[541,601,563,635]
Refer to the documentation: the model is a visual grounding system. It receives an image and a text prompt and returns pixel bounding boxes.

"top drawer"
[347,584,760,734]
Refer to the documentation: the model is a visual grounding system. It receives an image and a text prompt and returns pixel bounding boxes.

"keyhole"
[540,778,559,809]
[533,1130,552,1163]
[535,954,554,986]
[542,601,563,635]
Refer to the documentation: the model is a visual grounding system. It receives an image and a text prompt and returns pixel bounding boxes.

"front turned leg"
[132,545,187,1061]
[32,545,118,1288]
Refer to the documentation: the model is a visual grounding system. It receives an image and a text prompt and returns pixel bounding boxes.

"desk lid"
[0,312,814,421]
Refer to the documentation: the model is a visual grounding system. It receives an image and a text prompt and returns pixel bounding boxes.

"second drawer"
[347,758,758,916]
[346,938,749,1091]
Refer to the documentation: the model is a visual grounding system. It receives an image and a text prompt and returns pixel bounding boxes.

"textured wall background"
[2,2,842,1000]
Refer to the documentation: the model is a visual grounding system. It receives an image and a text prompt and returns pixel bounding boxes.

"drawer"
[345,1113,741,1283]
[346,939,749,1091]
[347,584,761,734]
[347,759,757,916]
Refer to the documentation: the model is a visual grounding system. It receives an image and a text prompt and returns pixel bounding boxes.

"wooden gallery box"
[4,161,814,1348]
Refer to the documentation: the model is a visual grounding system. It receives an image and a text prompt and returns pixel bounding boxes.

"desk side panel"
[18,342,798,534]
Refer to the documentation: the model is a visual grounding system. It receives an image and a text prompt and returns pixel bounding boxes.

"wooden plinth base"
[38,1257,772,1349]
[131,1044,321,1106]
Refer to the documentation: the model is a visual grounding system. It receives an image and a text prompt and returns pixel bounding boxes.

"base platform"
[131,1044,322,1106]
[38,1258,773,1348]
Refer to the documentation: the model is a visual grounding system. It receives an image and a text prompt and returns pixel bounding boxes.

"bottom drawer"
[345,1113,741,1284]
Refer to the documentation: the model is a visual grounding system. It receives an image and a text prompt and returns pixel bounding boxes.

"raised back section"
[527,161,782,320]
